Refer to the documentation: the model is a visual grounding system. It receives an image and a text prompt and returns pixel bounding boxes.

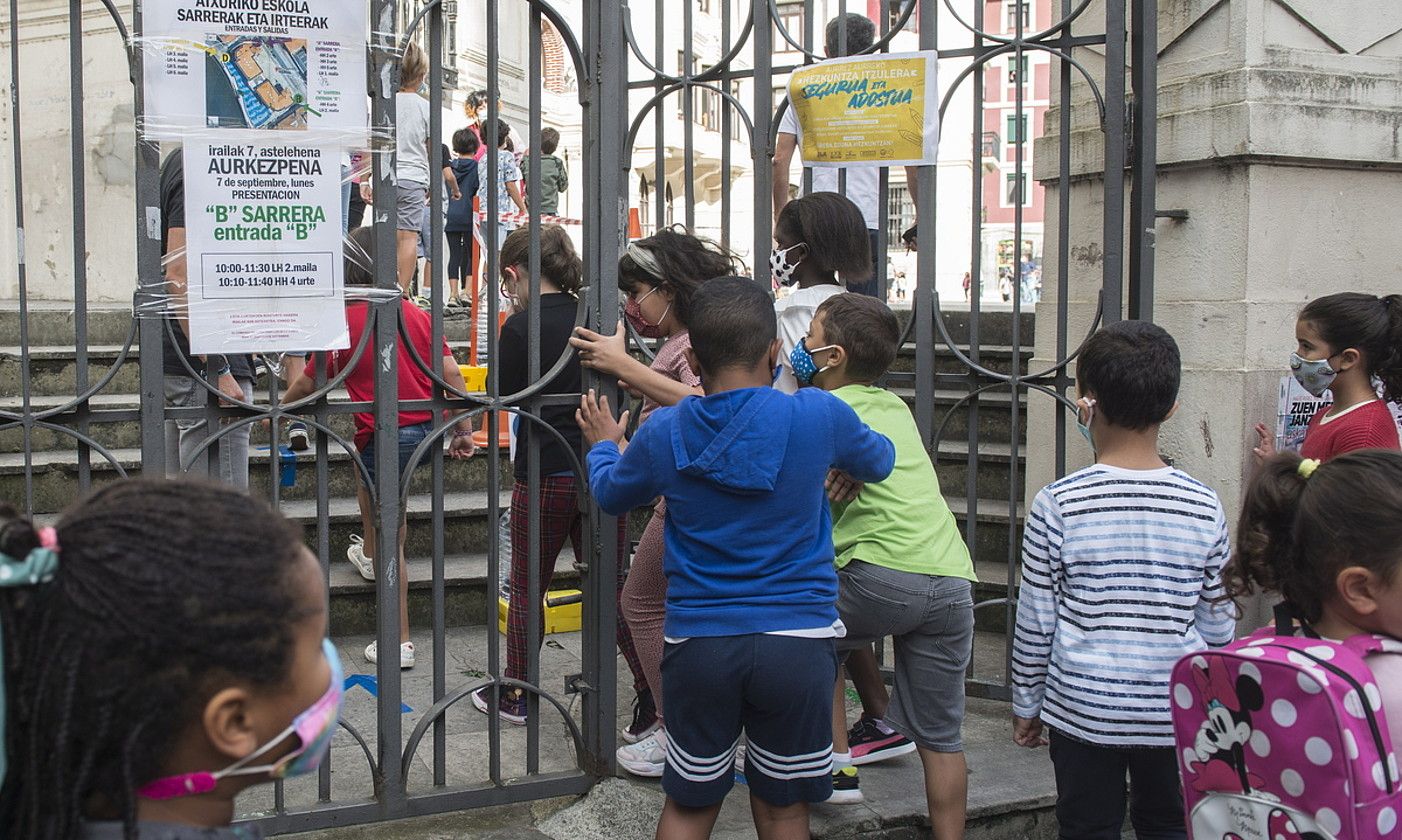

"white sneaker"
[347,535,375,581]
[617,730,667,778]
[365,640,415,669]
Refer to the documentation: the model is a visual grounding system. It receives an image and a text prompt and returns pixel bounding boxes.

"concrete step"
[1,303,1037,350]
[326,551,581,636]
[1,387,1032,459]
[0,445,516,513]
[0,302,480,348]
[0,339,481,398]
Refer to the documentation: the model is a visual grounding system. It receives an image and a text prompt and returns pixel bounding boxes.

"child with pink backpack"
[1171,449,1402,839]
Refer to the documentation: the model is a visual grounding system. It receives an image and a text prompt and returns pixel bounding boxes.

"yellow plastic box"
[459,364,488,392]
[497,590,583,635]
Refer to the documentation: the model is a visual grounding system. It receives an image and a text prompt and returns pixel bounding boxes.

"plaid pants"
[505,474,646,694]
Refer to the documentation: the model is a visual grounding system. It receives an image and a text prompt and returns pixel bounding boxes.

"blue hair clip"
[0,528,60,788]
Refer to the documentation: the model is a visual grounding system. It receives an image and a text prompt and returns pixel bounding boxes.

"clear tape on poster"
[131,31,384,146]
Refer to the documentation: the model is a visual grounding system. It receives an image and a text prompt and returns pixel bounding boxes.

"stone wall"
[1029,0,1402,623]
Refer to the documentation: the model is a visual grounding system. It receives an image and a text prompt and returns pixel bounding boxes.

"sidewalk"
[254,624,1056,839]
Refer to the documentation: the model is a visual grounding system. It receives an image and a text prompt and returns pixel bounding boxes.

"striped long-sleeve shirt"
[1011,465,1237,747]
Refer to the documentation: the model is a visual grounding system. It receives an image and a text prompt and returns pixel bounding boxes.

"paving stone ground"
[237,625,1058,839]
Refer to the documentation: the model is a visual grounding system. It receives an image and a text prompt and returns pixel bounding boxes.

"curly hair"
[618,227,740,330]
[1223,449,1402,624]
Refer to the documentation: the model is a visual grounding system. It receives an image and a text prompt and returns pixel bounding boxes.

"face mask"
[137,638,344,800]
[1290,351,1337,398]
[623,286,669,340]
[789,338,838,386]
[1076,396,1096,452]
[770,243,806,287]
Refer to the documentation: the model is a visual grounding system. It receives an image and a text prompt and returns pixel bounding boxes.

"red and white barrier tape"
[475,210,583,226]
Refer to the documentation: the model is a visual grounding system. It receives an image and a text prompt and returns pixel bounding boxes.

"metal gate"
[0,0,1154,831]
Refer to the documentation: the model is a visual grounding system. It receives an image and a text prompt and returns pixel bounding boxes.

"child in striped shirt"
[1011,320,1236,840]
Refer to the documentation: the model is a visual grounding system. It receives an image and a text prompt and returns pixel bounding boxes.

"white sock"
[833,750,853,770]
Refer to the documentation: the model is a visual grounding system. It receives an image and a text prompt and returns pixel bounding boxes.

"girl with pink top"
[569,229,739,776]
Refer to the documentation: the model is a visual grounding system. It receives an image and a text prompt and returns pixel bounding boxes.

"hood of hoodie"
[450,158,476,175]
[670,388,791,494]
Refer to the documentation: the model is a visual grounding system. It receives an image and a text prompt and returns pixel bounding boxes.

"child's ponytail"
[500,225,582,297]
[1377,293,1402,404]
[1225,450,1402,624]
[1224,452,1310,614]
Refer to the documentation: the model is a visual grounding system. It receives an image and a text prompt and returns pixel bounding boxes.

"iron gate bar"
[0,0,1156,829]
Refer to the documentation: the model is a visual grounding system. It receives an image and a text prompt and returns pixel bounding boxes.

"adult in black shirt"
[159,148,255,487]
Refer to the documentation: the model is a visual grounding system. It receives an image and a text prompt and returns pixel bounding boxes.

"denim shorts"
[358,421,433,488]
[836,561,974,752]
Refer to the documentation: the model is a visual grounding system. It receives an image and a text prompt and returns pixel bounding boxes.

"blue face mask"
[1076,397,1096,452]
[789,338,838,386]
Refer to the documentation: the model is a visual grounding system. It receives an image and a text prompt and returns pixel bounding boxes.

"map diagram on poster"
[206,35,310,131]
[141,0,366,141]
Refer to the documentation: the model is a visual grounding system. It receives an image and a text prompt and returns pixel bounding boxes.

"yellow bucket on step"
[497,590,583,635]
[459,365,488,392]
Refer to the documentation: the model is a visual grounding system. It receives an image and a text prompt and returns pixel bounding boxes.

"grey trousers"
[164,374,255,490]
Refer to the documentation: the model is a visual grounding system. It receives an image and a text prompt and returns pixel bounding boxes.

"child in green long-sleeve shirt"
[523,127,568,215]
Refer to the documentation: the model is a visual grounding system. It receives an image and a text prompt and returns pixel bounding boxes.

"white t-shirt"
[773,284,845,394]
[779,103,880,231]
[395,92,432,185]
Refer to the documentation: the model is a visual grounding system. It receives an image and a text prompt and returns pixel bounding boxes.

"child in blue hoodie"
[577,276,895,839]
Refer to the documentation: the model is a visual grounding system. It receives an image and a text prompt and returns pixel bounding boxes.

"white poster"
[141,0,366,140]
[1275,375,1402,452]
[184,140,348,354]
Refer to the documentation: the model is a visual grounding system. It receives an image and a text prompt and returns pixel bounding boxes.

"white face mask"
[770,242,806,287]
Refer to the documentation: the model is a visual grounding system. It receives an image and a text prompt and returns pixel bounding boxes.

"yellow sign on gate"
[787,51,939,167]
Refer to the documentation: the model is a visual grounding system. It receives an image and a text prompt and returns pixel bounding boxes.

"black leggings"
[447,231,472,293]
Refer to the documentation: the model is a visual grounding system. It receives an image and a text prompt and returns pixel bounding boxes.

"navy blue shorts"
[358,421,433,488]
[661,633,837,808]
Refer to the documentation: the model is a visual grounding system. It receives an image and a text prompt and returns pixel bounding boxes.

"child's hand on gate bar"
[576,389,629,450]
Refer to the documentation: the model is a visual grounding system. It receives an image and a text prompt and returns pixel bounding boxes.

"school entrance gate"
[0,0,1156,830]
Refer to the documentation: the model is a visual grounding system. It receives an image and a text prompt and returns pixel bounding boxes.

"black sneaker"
[848,716,917,765]
[827,766,864,804]
[622,688,660,744]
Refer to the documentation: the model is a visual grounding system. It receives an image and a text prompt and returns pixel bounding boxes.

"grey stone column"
[1028,0,1402,624]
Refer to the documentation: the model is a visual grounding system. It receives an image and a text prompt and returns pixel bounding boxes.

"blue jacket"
[587,387,895,637]
[446,158,480,232]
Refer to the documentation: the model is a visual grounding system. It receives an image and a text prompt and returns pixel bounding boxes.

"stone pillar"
[1029,0,1402,622]
[0,0,137,303]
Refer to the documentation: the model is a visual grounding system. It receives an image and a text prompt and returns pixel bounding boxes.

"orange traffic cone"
[628,207,642,240]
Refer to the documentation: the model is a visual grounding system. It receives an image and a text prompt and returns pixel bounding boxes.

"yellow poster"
[788,51,939,167]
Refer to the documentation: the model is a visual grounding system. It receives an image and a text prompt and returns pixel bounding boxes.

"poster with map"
[141,0,365,141]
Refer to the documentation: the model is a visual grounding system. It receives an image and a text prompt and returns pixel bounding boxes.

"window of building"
[887,0,916,33]
[639,176,652,235]
[698,0,712,13]
[1008,55,1030,88]
[887,185,913,247]
[1006,113,1029,145]
[698,67,722,133]
[1005,1,1029,30]
[775,2,805,49]
[1005,172,1030,206]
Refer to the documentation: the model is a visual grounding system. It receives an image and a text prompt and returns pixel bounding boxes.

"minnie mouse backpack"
[1170,627,1402,839]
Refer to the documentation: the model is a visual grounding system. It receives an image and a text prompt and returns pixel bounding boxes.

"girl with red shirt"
[1256,292,1402,463]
